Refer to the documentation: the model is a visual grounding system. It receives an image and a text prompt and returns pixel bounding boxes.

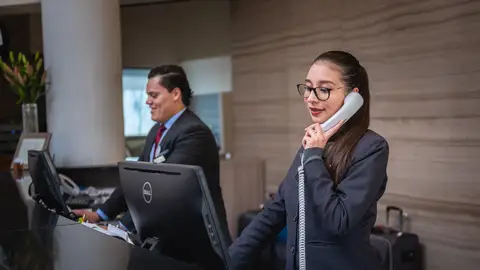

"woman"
[229,51,389,270]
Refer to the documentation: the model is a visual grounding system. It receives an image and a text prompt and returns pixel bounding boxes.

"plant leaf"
[35,59,42,72]
[0,62,13,75]
[9,51,14,65]
[1,50,47,104]
[16,84,25,103]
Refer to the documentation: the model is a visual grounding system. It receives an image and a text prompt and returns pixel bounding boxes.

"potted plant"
[0,51,47,133]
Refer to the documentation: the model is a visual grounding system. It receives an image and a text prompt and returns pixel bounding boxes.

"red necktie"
[153,124,166,158]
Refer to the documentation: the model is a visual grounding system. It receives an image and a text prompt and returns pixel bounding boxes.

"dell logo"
[142,182,152,203]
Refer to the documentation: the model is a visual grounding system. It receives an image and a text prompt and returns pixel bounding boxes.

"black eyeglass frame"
[296,84,345,101]
[297,83,343,101]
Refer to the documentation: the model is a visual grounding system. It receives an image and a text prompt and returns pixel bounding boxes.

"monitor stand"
[32,193,79,221]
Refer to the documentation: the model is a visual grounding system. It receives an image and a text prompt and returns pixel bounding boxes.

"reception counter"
[0,172,203,270]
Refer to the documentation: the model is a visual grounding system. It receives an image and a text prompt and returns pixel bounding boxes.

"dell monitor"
[28,150,77,220]
[118,161,232,270]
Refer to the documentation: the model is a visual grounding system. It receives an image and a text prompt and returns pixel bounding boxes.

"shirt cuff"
[96,209,109,221]
[118,221,129,231]
[303,147,324,165]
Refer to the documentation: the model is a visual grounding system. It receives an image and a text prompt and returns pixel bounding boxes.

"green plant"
[0,51,47,104]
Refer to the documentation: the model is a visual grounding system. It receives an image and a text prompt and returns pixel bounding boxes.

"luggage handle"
[386,205,404,232]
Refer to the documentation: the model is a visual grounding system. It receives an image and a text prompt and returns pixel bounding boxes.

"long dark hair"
[313,51,370,184]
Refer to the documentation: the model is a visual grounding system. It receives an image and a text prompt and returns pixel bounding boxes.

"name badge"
[153,149,170,164]
[154,155,166,164]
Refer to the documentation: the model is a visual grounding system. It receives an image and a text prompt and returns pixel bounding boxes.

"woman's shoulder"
[359,129,388,145]
[352,129,389,160]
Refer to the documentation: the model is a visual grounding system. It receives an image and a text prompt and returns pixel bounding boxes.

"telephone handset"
[320,91,364,132]
[58,174,80,196]
[28,173,81,198]
[297,91,364,270]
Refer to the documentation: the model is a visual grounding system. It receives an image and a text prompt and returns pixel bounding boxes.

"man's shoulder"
[147,109,207,135]
[176,109,212,133]
[172,110,218,152]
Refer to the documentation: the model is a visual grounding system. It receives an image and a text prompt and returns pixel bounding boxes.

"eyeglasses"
[296,84,344,101]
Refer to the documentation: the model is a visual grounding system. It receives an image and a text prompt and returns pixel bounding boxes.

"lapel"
[142,123,160,161]
[158,109,191,156]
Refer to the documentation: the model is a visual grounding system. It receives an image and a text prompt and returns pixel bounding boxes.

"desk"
[0,172,203,270]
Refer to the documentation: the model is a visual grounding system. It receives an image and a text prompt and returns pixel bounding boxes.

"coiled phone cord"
[297,153,306,270]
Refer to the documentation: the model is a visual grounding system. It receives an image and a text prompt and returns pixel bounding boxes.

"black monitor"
[118,161,232,270]
[28,150,77,220]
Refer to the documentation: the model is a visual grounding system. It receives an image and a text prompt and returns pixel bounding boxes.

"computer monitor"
[118,161,232,270]
[28,150,76,220]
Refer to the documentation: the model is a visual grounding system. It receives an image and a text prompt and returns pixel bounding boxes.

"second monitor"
[118,161,232,270]
[28,150,76,220]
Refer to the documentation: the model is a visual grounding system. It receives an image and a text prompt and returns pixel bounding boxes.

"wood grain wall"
[231,0,480,269]
[220,158,265,238]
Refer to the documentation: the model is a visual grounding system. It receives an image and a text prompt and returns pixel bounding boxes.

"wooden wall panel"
[231,0,480,269]
[220,158,265,239]
[120,1,231,67]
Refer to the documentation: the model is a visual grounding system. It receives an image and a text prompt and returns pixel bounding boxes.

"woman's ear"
[353,87,359,93]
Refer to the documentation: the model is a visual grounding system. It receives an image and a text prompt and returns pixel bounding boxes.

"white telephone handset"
[59,174,80,196]
[28,173,80,198]
[297,91,364,270]
[320,91,364,132]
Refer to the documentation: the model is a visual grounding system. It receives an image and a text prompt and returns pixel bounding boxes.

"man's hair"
[148,65,193,106]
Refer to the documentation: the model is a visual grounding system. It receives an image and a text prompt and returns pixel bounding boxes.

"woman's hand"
[302,121,344,149]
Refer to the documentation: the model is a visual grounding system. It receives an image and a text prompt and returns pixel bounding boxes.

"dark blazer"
[229,130,389,270]
[98,109,229,238]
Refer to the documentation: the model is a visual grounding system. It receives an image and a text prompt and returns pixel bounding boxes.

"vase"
[22,103,39,134]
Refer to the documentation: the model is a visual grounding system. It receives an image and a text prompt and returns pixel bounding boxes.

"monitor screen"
[28,150,72,219]
[119,161,232,270]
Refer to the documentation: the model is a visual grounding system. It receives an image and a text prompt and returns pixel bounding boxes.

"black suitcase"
[371,206,423,270]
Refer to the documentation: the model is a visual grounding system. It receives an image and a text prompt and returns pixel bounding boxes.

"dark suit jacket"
[98,109,229,240]
[229,130,389,270]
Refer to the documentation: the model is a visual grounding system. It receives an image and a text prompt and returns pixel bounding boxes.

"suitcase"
[371,206,423,270]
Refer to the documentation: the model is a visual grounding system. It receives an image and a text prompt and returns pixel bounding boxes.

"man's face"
[145,76,181,123]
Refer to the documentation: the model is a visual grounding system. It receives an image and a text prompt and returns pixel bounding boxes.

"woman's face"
[303,61,348,124]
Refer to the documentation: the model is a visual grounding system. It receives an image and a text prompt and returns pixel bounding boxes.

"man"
[73,65,228,235]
